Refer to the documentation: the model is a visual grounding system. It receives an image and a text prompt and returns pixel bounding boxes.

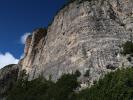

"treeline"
[77,68,133,100]
[7,67,133,100]
[7,71,80,100]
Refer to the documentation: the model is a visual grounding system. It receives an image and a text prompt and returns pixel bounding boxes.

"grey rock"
[20,0,133,85]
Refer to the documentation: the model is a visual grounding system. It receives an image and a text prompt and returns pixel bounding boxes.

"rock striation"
[20,0,133,85]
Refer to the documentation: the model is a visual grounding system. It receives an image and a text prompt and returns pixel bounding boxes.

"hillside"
[0,64,19,100]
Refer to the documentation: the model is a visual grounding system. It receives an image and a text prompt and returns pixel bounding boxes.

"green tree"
[122,41,133,55]
[54,74,79,100]
[77,68,133,100]
[74,70,81,77]
[84,69,90,77]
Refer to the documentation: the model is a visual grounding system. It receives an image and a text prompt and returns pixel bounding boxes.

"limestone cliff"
[20,0,133,85]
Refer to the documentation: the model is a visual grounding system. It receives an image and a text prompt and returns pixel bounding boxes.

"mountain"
[0,0,133,99]
[20,0,133,84]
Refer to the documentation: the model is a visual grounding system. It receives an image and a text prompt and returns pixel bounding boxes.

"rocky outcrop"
[24,35,32,56]
[0,64,19,100]
[21,0,133,85]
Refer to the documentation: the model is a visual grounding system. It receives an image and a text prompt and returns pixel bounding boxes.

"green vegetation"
[122,41,133,55]
[77,68,133,100]
[75,70,81,77]
[84,69,90,77]
[7,68,133,100]
[7,72,80,100]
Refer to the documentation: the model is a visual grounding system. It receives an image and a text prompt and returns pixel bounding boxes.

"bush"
[77,68,133,100]
[7,72,80,100]
[7,77,54,100]
[7,67,133,100]
[84,70,90,77]
[122,41,133,55]
[74,70,81,77]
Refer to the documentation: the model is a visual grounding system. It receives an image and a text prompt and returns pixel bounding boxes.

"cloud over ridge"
[0,52,19,69]
[21,32,31,44]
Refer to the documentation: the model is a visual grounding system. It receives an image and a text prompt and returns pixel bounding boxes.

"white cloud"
[21,33,31,44]
[0,52,19,69]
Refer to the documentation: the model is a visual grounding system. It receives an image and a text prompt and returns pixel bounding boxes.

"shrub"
[77,68,133,100]
[7,67,133,100]
[74,70,81,77]
[122,41,133,55]
[7,77,54,100]
[7,73,79,100]
[84,69,90,77]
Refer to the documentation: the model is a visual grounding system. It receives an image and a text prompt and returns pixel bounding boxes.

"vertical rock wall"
[21,0,133,84]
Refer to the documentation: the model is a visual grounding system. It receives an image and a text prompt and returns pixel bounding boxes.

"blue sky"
[0,0,67,68]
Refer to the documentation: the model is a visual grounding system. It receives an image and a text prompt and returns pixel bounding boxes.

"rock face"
[0,65,19,100]
[21,0,133,84]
